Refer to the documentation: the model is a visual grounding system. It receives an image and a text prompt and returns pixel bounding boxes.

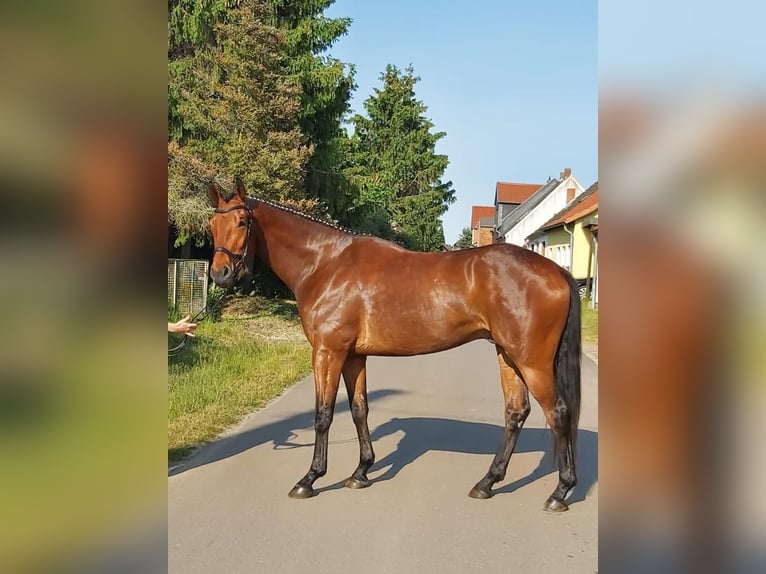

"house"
[470,205,496,246]
[494,181,542,226]
[497,168,586,246]
[527,181,598,304]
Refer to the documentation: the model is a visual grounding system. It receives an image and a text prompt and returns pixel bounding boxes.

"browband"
[214,204,252,214]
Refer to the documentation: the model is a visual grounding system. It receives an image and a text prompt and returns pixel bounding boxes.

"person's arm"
[168,316,197,336]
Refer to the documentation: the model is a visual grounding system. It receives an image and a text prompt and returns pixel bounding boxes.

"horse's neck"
[252,202,348,295]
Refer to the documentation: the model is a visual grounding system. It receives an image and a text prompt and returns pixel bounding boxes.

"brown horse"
[207,179,581,511]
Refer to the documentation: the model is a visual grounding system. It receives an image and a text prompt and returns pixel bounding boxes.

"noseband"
[213,204,253,277]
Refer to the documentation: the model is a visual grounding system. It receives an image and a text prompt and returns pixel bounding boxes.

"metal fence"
[168,259,209,316]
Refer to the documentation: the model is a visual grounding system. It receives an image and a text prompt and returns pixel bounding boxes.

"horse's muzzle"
[210,265,235,289]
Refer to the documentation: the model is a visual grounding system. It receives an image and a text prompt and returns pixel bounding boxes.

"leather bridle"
[212,203,253,277]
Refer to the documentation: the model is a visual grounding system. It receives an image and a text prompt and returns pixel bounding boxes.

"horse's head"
[207,178,255,289]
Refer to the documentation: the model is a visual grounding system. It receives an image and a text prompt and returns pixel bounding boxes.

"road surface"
[169,340,598,573]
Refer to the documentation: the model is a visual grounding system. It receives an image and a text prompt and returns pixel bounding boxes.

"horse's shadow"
[171,399,598,506]
[319,417,598,504]
[169,389,405,476]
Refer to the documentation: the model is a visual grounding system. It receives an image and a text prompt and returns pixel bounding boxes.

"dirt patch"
[241,315,306,341]
[220,296,305,342]
[221,295,298,318]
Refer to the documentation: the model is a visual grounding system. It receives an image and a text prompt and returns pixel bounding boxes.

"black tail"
[554,271,582,460]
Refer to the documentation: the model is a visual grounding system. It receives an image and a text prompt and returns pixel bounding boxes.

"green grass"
[168,312,311,462]
[581,300,598,344]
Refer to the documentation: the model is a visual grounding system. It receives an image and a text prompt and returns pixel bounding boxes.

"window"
[546,245,570,270]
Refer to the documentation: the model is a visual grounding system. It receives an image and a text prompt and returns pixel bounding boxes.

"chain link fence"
[168,259,209,316]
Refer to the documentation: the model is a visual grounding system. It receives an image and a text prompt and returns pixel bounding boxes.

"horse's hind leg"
[288,346,345,499]
[342,354,375,489]
[524,366,577,512]
[469,346,530,499]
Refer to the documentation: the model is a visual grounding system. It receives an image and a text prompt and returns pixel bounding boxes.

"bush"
[205,284,227,321]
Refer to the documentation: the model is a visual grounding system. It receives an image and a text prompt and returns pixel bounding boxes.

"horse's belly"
[354,319,489,356]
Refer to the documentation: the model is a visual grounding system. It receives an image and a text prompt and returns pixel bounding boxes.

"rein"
[168,335,188,357]
[168,307,209,358]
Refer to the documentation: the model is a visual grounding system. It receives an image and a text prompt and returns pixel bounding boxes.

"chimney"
[560,167,571,180]
[567,187,576,202]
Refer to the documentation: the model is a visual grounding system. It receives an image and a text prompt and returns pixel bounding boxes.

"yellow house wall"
[538,209,597,279]
[571,209,597,280]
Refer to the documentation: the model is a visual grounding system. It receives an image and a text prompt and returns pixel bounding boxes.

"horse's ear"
[233,177,246,201]
[207,181,221,207]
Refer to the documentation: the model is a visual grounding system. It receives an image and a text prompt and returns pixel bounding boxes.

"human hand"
[168,316,197,336]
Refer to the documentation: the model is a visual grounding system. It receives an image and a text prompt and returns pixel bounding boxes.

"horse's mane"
[231,194,369,237]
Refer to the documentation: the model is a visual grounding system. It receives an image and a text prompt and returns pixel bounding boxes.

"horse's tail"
[554,271,581,460]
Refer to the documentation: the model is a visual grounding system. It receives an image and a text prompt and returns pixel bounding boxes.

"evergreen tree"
[454,227,474,249]
[168,1,356,220]
[347,65,456,251]
[268,0,356,218]
[168,1,311,210]
[168,0,229,139]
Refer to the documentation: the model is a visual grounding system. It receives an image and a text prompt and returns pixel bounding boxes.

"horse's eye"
[238,219,247,227]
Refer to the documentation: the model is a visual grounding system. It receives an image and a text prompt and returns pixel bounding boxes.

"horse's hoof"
[344,476,371,489]
[288,484,315,499]
[543,496,569,512]
[468,486,493,499]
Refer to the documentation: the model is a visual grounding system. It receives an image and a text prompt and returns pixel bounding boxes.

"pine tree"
[268,0,356,218]
[347,65,456,251]
[168,0,229,139]
[454,227,474,249]
[168,0,311,238]
[168,1,356,223]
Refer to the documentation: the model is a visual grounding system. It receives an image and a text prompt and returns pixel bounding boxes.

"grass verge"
[168,301,311,462]
[581,300,598,344]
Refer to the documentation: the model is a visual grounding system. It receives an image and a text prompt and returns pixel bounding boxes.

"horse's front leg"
[288,346,345,499]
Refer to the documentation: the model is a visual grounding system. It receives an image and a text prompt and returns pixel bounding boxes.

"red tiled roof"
[541,184,598,230]
[495,182,542,205]
[470,205,495,228]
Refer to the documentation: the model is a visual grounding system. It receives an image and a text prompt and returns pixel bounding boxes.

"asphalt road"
[168,340,598,573]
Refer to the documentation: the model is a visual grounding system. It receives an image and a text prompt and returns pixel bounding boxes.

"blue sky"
[599,0,766,92]
[325,0,597,243]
